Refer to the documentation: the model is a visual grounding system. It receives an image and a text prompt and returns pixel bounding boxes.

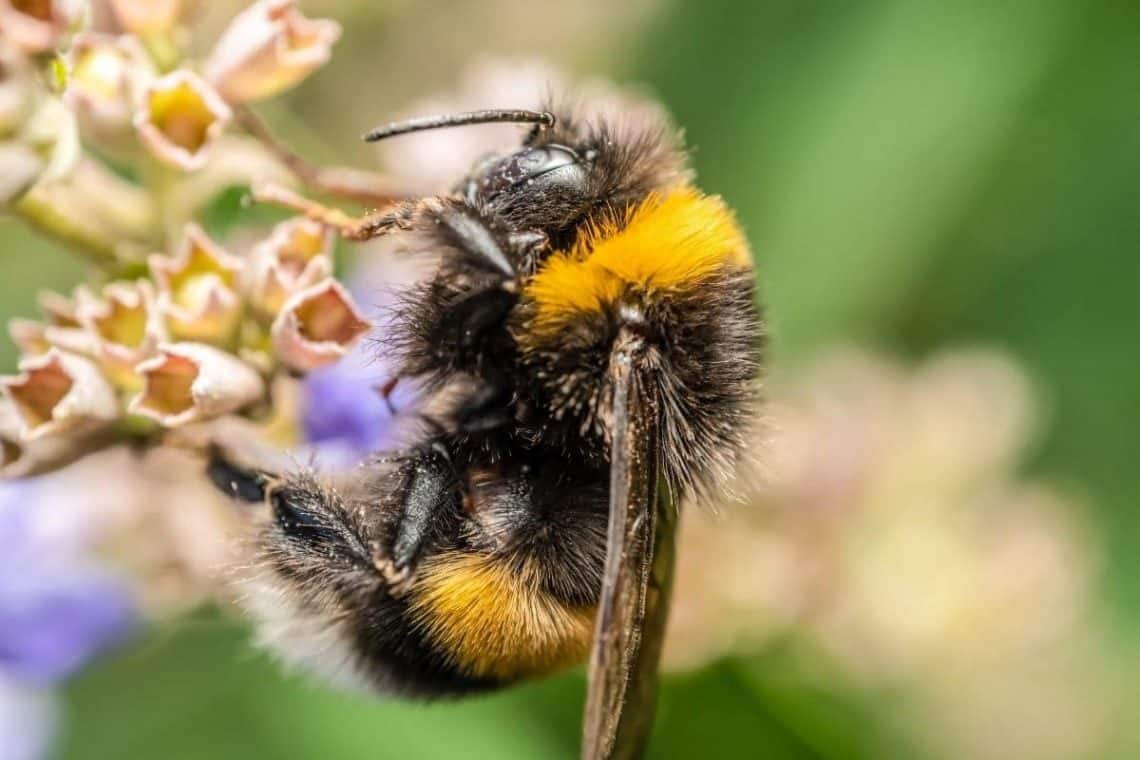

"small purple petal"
[301,257,426,459]
[0,482,136,685]
[301,352,392,454]
[0,570,135,684]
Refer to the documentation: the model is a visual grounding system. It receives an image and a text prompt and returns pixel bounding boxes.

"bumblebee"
[211,102,763,705]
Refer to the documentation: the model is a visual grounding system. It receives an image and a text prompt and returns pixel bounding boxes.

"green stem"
[12,190,121,269]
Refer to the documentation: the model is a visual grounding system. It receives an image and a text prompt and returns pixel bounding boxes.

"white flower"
[133,70,232,171]
[106,0,184,35]
[204,0,341,104]
[75,280,166,389]
[270,279,369,371]
[1,348,118,439]
[245,216,332,317]
[64,33,154,143]
[130,343,265,427]
[149,224,243,343]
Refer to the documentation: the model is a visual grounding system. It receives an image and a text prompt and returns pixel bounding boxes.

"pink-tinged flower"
[149,225,243,343]
[0,0,86,54]
[203,0,341,104]
[75,280,166,389]
[271,279,370,371]
[1,349,118,440]
[106,0,184,35]
[130,343,265,427]
[246,217,332,317]
[133,70,232,171]
[64,33,154,143]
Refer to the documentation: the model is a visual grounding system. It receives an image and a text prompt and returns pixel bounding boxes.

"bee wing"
[581,331,678,760]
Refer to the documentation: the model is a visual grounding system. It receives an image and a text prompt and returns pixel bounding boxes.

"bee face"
[222,99,763,698]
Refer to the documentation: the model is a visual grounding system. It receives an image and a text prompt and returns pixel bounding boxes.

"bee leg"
[388,443,461,583]
[446,287,518,361]
[206,449,270,503]
[252,182,420,241]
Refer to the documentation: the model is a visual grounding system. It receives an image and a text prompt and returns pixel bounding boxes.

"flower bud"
[0,0,86,55]
[64,33,154,143]
[133,70,232,171]
[150,224,243,343]
[76,280,166,389]
[204,0,341,104]
[271,279,369,371]
[107,0,184,35]
[246,216,332,316]
[1,348,118,439]
[130,342,265,427]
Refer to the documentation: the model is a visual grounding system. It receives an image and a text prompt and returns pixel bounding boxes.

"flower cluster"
[0,0,381,478]
[2,217,369,476]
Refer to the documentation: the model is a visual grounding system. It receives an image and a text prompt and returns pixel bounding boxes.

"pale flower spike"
[204,0,342,104]
[133,70,233,170]
[130,342,266,427]
[149,224,243,343]
[1,348,118,439]
[271,279,370,371]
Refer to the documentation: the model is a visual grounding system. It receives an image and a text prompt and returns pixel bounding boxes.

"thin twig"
[234,106,408,207]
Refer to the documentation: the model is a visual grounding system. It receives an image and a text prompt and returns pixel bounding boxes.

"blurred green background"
[3,0,1139,757]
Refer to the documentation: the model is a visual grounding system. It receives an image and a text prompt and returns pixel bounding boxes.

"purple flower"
[0,481,136,685]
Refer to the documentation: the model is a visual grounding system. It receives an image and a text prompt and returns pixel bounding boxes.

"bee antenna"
[362,109,555,142]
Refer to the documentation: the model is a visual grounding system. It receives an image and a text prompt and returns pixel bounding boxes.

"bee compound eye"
[474,145,586,202]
